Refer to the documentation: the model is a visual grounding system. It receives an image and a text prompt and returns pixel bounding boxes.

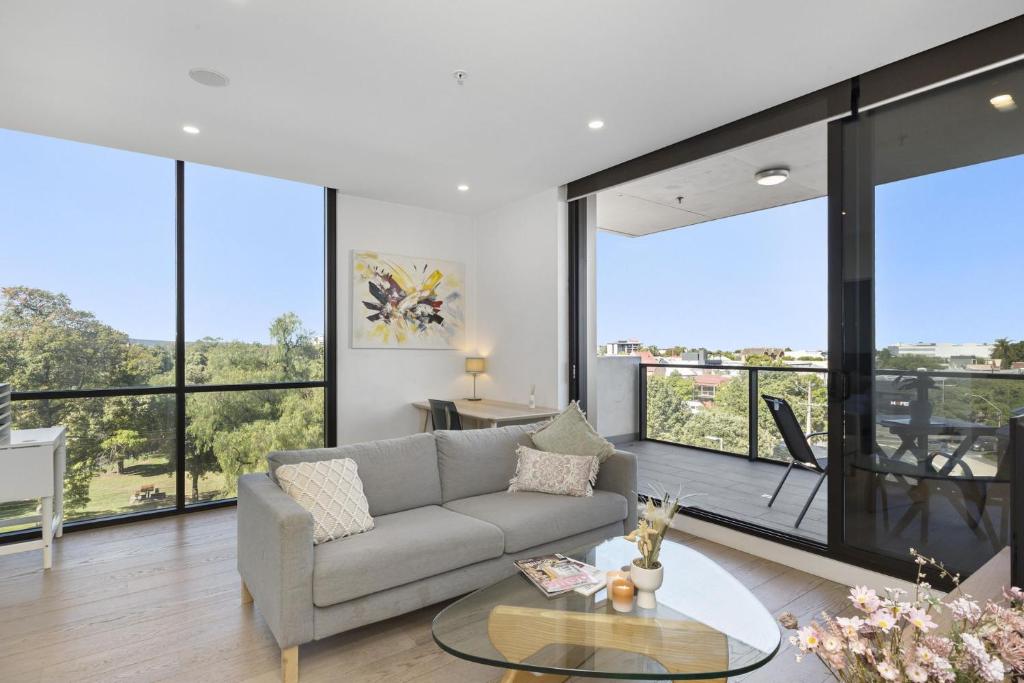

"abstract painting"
[351,250,466,349]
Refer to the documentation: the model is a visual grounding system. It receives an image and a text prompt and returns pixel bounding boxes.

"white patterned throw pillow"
[508,445,600,497]
[275,458,374,544]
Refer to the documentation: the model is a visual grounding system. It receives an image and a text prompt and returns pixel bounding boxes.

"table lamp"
[465,357,486,401]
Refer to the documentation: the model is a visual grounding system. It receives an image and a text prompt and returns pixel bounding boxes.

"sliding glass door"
[834,61,1024,577]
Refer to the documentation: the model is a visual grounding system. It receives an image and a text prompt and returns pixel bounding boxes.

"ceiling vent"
[189,68,230,88]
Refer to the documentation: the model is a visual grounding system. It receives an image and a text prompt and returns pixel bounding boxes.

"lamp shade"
[465,357,486,374]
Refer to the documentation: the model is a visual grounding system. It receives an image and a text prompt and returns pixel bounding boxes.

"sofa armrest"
[595,449,638,533]
[237,473,315,649]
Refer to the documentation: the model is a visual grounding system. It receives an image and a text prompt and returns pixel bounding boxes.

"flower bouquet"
[778,549,1024,682]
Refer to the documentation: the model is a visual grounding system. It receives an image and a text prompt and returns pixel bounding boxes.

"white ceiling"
[1,2,1021,215]
[597,124,826,236]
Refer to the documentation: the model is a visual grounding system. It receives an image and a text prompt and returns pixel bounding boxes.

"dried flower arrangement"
[779,549,1024,682]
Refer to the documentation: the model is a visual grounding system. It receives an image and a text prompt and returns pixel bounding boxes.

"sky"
[0,128,324,343]
[597,153,1024,351]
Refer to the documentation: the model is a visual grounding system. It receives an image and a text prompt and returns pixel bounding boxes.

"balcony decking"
[619,439,827,544]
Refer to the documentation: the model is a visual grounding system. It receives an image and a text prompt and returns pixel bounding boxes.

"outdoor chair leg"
[767,462,795,508]
[795,471,827,528]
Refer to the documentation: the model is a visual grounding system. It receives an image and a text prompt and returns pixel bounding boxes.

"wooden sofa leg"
[240,578,254,605]
[282,646,298,683]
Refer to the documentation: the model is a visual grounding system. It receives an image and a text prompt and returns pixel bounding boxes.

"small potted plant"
[624,486,697,609]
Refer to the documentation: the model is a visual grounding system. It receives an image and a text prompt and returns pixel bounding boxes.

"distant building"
[888,342,993,360]
[693,374,732,401]
[605,339,643,355]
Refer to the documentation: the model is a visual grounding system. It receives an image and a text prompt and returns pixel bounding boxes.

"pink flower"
[822,636,842,653]
[796,626,820,651]
[915,647,935,665]
[869,609,898,631]
[849,637,869,655]
[849,585,881,612]
[907,607,938,632]
[905,662,928,682]
[949,597,982,621]
[876,660,900,681]
[836,616,865,638]
[979,656,1005,682]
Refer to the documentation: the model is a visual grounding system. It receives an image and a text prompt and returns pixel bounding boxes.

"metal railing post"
[748,369,759,461]
[639,364,648,441]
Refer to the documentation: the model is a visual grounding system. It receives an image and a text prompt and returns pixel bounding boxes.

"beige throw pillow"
[275,458,374,545]
[508,445,600,497]
[530,401,616,463]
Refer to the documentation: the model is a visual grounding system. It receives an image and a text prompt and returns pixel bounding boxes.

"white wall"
[336,194,476,444]
[474,188,567,411]
[594,355,640,441]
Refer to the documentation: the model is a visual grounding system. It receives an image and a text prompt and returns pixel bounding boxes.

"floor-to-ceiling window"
[0,130,332,534]
[837,60,1024,577]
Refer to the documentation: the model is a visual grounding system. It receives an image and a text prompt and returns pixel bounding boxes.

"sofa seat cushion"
[312,505,503,607]
[444,490,628,554]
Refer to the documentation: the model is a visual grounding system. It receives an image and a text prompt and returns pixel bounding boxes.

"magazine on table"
[514,554,605,597]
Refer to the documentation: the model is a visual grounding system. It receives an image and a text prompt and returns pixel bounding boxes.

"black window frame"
[2,159,337,542]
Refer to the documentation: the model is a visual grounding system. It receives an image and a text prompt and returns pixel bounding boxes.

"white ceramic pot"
[630,559,664,609]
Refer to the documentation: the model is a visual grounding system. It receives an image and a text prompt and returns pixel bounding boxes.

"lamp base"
[465,397,482,402]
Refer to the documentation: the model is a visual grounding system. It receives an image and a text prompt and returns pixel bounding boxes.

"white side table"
[0,427,67,569]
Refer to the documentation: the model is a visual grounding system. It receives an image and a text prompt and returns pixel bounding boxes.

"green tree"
[101,429,146,475]
[679,410,748,454]
[644,374,694,442]
[879,354,946,371]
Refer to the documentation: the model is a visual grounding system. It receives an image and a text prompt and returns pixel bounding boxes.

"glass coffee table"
[432,537,780,682]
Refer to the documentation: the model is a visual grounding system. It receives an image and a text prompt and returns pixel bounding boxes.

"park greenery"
[0,286,324,520]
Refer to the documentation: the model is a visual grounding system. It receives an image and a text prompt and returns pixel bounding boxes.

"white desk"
[0,427,67,569]
[412,399,559,431]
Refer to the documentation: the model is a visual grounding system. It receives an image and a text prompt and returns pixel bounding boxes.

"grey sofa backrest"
[267,433,441,517]
[434,422,545,502]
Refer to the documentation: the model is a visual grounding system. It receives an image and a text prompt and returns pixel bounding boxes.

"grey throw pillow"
[508,445,600,497]
[530,401,615,462]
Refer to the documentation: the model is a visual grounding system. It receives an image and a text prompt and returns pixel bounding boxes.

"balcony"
[595,356,1021,554]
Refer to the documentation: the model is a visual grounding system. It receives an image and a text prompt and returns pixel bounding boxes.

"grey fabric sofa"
[236,423,638,682]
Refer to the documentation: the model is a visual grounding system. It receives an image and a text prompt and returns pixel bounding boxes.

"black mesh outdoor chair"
[763,394,828,528]
[428,399,463,431]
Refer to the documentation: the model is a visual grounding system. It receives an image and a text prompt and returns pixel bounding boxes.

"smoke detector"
[452,70,468,85]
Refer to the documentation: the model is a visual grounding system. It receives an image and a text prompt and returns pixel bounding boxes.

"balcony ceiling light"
[755,167,789,186]
[182,125,200,135]
[990,94,1017,112]
[588,120,605,130]
[457,184,469,192]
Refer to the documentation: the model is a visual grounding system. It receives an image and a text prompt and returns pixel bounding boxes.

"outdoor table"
[878,415,999,475]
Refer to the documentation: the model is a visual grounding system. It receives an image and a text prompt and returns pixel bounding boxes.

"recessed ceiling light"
[755,167,790,186]
[457,184,469,192]
[182,125,200,135]
[990,94,1017,112]
[189,68,230,88]
[588,120,605,130]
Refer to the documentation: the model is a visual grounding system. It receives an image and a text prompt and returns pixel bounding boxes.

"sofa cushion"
[530,402,616,463]
[275,458,374,545]
[435,423,543,502]
[444,490,628,553]
[312,505,504,607]
[268,433,441,517]
[508,445,599,497]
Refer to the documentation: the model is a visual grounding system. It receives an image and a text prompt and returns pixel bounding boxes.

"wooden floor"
[0,507,843,682]
[624,440,827,544]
